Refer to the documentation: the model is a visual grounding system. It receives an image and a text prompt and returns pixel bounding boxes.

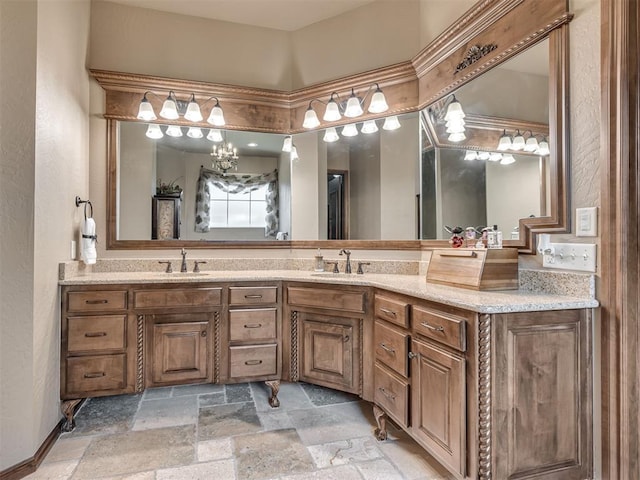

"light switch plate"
[575,207,598,237]
[542,243,597,272]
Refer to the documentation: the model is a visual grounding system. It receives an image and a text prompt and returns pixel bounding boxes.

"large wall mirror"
[104,6,570,252]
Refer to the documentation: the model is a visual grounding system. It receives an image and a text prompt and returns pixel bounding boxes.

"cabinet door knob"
[408,351,419,359]
[201,330,207,337]
[343,335,350,343]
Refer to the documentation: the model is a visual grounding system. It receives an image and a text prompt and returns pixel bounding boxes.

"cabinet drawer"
[230,308,277,342]
[412,306,466,352]
[374,363,409,428]
[375,295,410,328]
[133,287,221,308]
[229,286,277,306]
[287,287,365,313]
[229,344,278,378]
[66,354,126,394]
[67,290,127,313]
[374,320,409,377]
[67,315,126,353]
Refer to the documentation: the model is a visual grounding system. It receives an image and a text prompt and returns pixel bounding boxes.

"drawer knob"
[378,387,396,401]
[379,307,397,317]
[84,372,106,378]
[244,323,263,329]
[244,359,263,366]
[420,322,444,332]
[84,332,107,338]
[85,299,108,305]
[245,294,263,299]
[380,343,396,354]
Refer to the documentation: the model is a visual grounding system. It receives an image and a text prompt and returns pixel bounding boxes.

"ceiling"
[107,0,377,31]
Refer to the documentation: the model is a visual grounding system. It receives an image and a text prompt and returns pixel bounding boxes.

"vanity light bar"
[137,91,226,127]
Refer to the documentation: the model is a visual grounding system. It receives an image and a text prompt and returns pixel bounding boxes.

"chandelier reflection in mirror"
[210,140,239,174]
[137,90,226,126]
[302,83,390,129]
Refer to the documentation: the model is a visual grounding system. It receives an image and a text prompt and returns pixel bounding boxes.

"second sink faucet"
[339,249,352,274]
[180,248,188,272]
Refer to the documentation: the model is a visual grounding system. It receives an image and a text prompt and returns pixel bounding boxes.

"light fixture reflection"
[207,129,223,142]
[464,150,478,161]
[323,128,340,142]
[145,124,163,139]
[500,153,516,165]
[448,132,466,142]
[186,127,203,139]
[290,145,299,161]
[282,135,293,152]
[341,124,358,137]
[166,125,183,137]
[361,120,378,134]
[382,116,401,131]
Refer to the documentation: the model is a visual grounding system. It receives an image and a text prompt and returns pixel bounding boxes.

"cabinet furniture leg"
[61,399,82,432]
[373,404,388,440]
[265,380,280,407]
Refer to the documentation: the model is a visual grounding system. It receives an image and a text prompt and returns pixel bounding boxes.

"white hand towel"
[81,217,97,265]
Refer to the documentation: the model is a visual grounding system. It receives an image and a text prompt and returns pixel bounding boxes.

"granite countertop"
[59,270,599,314]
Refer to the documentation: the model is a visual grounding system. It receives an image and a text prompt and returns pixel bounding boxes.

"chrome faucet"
[180,248,188,272]
[339,249,352,274]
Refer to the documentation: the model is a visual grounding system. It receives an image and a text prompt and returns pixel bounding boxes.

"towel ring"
[75,196,93,219]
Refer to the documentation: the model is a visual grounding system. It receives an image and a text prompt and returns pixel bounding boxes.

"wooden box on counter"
[426,248,519,291]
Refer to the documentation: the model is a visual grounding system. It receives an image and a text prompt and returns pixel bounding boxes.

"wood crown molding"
[90,1,572,134]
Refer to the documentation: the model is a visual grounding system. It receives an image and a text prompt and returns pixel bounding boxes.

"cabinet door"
[151,320,210,385]
[299,312,361,394]
[492,310,592,480]
[410,338,466,478]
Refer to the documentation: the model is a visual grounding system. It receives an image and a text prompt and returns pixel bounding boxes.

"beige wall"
[89,1,292,90]
[0,0,91,470]
[290,0,420,88]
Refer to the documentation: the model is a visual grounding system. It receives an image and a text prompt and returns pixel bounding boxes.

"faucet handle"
[325,261,340,273]
[158,261,173,273]
[357,262,371,275]
[193,261,207,273]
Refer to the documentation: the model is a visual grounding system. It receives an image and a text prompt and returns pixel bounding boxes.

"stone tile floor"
[26,382,452,480]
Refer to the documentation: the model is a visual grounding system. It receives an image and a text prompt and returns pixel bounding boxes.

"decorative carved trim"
[214,311,221,383]
[454,44,498,74]
[291,311,299,382]
[420,12,574,108]
[136,314,144,393]
[478,314,492,480]
[359,319,364,394]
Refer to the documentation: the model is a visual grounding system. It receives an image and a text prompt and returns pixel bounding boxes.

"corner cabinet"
[371,290,593,480]
[283,283,373,399]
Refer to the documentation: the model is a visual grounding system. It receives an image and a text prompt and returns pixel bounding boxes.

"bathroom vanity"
[59,271,595,480]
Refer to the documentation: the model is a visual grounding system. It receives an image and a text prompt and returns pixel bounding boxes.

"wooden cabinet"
[373,293,410,432]
[148,314,211,385]
[225,285,281,383]
[410,337,466,478]
[371,290,593,480]
[285,283,370,398]
[61,287,137,401]
[491,309,592,480]
[299,311,361,394]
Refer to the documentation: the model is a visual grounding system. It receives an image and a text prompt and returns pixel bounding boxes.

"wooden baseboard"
[0,420,63,480]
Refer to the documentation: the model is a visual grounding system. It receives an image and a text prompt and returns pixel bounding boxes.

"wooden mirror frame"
[97,0,572,253]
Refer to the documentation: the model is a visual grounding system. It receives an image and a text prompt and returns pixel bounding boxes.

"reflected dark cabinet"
[152,194,181,240]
